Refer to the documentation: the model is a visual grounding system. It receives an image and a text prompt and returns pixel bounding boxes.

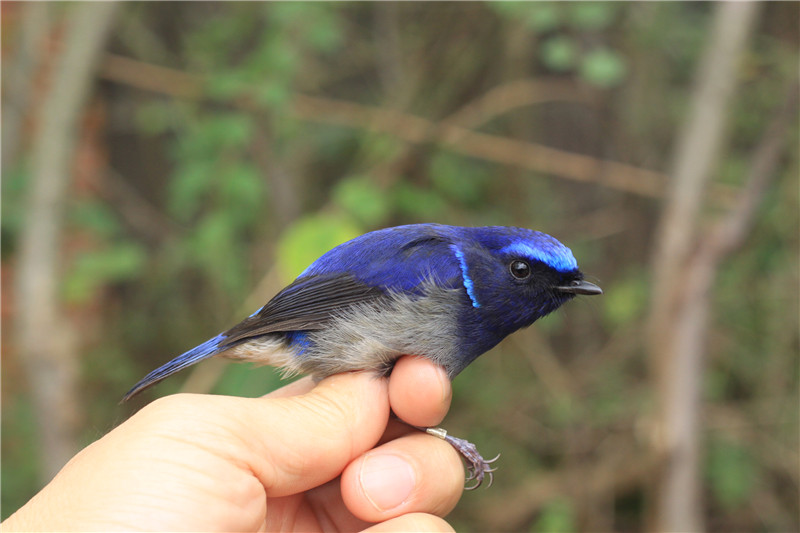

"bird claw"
[442,434,499,490]
[420,426,499,489]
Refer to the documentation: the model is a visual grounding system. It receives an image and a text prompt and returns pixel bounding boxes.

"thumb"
[233,371,391,497]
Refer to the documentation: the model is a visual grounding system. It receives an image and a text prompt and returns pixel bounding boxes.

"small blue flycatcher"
[124,223,602,487]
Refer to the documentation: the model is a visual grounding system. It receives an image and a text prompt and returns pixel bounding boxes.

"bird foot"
[424,427,499,489]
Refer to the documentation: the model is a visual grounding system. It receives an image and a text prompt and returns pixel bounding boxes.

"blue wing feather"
[301,224,464,292]
[121,333,226,402]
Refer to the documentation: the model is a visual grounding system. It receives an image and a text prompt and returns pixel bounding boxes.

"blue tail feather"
[122,333,227,402]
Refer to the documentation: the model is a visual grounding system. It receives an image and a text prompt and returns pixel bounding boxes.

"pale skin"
[3,355,463,532]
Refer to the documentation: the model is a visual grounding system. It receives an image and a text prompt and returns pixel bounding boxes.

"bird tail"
[121,333,227,402]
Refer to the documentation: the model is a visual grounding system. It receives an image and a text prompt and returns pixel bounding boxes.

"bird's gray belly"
[225,286,464,379]
[302,286,463,378]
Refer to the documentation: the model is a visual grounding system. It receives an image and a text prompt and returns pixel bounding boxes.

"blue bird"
[123,223,601,487]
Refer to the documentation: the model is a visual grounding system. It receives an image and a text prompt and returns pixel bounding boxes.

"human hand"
[3,355,463,532]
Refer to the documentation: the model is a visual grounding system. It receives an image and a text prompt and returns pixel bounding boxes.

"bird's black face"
[471,253,601,337]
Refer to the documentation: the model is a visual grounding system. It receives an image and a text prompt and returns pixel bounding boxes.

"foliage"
[533,499,577,533]
[276,213,362,281]
[2,2,797,531]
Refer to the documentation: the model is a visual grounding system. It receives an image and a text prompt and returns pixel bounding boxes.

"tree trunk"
[15,2,118,483]
[647,3,760,531]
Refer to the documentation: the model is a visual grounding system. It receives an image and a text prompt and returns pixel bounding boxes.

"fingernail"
[360,453,416,511]
[436,366,451,404]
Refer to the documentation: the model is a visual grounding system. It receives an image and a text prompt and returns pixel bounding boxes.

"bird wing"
[221,226,466,347]
[301,224,465,292]
[220,273,385,346]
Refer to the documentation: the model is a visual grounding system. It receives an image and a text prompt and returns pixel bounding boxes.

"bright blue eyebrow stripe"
[501,241,578,272]
[451,246,481,308]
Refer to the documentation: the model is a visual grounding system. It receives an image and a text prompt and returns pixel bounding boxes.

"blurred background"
[2,2,797,531]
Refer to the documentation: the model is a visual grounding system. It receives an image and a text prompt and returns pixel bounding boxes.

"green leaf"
[210,113,254,148]
[547,396,579,427]
[306,11,343,52]
[580,48,627,88]
[188,211,246,295]
[392,182,447,219]
[269,1,309,24]
[541,36,578,72]
[135,101,176,135]
[363,134,403,163]
[492,2,562,32]
[525,3,562,32]
[1,397,40,520]
[276,214,362,282]
[220,162,265,224]
[707,438,757,509]
[567,2,618,31]
[169,160,215,220]
[333,176,390,227]
[70,200,122,238]
[603,271,648,328]
[63,243,147,303]
[251,36,297,79]
[429,153,488,205]
[205,74,249,101]
[174,113,253,159]
[533,499,576,533]
[256,80,292,109]
[191,212,236,265]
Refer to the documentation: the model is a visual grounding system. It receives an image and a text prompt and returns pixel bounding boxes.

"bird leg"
[419,426,500,489]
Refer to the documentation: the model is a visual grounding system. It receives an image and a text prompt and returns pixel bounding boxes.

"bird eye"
[509,260,531,280]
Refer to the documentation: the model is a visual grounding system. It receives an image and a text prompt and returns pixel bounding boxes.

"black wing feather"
[220,273,384,346]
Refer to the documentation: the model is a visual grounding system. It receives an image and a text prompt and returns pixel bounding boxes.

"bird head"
[455,227,601,337]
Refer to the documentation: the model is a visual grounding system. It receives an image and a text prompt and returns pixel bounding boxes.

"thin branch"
[101,53,199,99]
[98,53,688,199]
[440,78,595,131]
[650,1,760,316]
[291,93,669,197]
[707,82,798,258]
[101,168,181,244]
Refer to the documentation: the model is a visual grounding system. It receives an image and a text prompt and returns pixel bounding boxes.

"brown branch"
[440,78,595,131]
[101,53,200,99]
[101,168,181,244]
[706,82,798,259]
[291,93,669,197]
[98,53,684,199]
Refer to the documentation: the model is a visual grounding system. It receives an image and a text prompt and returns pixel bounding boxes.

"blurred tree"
[648,3,761,531]
[2,2,797,531]
[12,2,119,482]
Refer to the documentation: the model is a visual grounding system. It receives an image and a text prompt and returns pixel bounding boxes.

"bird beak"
[556,280,603,295]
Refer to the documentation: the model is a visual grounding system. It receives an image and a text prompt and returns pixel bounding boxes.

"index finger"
[241,371,391,497]
[388,355,452,428]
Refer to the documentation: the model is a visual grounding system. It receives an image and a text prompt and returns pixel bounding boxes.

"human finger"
[340,432,463,523]
[263,375,315,399]
[362,513,455,532]
[232,371,391,497]
[388,355,452,428]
